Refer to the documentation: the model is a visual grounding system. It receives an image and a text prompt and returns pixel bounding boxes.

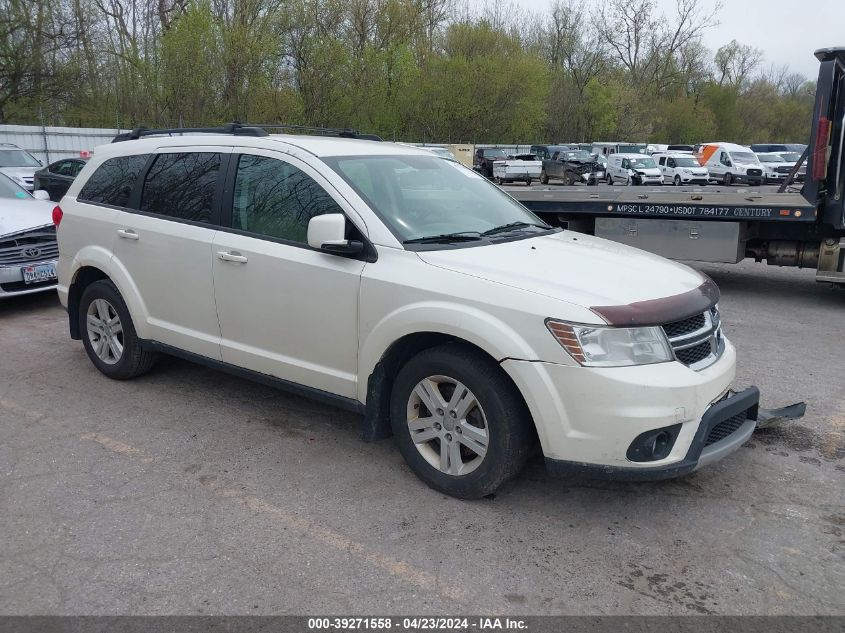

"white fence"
[0,124,123,165]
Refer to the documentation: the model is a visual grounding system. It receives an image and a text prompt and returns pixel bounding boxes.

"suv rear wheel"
[79,280,157,380]
[390,343,534,498]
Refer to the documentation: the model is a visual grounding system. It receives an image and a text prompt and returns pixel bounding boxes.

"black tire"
[723,172,733,186]
[606,174,613,185]
[562,172,573,186]
[674,175,682,186]
[390,343,535,499]
[525,178,531,186]
[79,279,157,380]
[494,176,503,185]
[540,170,549,185]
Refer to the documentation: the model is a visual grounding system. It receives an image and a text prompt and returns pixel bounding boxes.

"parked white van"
[606,153,663,185]
[696,143,764,186]
[656,153,710,186]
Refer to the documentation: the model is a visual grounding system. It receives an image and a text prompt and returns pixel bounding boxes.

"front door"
[211,149,365,398]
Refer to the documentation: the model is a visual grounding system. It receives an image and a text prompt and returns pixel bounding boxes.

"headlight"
[546,320,674,367]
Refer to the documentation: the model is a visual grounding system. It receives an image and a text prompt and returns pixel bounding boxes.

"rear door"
[111,147,230,359]
[211,149,366,398]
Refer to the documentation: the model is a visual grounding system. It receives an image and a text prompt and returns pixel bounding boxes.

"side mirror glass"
[307,213,363,255]
[32,189,50,200]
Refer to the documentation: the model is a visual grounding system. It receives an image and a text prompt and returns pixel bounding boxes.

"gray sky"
[500,0,845,80]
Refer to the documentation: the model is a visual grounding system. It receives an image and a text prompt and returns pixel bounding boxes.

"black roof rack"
[112,122,382,143]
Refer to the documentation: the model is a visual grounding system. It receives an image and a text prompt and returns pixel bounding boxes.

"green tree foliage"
[0,0,817,144]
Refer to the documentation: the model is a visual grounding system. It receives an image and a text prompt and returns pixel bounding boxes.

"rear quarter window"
[78,155,149,207]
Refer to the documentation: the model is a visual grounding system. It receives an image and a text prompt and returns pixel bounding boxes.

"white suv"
[56,125,759,498]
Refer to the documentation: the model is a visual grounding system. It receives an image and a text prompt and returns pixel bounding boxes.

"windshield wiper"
[481,221,551,237]
[403,232,484,245]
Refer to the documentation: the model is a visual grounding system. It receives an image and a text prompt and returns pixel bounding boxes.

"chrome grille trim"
[662,306,724,371]
[0,226,58,266]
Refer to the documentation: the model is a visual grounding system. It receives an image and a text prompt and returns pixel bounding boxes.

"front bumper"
[545,387,759,480]
[501,338,756,476]
[0,260,58,298]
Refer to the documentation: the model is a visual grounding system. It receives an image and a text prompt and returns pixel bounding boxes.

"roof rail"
[112,122,268,143]
[111,122,383,143]
[248,123,383,142]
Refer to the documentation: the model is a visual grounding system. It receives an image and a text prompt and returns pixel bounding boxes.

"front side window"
[665,158,674,168]
[232,154,343,243]
[325,154,548,244]
[78,154,148,207]
[49,160,69,174]
[673,157,700,167]
[140,152,221,223]
[66,160,86,176]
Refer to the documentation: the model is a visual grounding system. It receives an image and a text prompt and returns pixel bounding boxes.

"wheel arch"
[360,330,536,444]
[67,250,150,341]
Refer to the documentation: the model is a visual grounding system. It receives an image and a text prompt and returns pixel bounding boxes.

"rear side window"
[140,152,221,223]
[231,154,343,243]
[78,155,148,207]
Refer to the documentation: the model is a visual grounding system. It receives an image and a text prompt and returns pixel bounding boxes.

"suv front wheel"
[79,280,157,380]
[390,343,534,498]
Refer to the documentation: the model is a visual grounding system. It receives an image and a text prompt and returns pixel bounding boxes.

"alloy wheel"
[86,298,124,365]
[406,375,488,476]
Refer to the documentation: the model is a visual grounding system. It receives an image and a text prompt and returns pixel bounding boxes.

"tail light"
[52,205,63,227]
[812,116,831,182]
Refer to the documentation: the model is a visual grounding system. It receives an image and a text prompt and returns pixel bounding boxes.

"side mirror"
[307,214,363,255]
[32,190,50,200]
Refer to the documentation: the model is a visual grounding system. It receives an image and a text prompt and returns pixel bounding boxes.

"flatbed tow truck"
[507,47,845,286]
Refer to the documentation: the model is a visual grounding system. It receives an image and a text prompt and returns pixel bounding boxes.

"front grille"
[0,226,58,266]
[776,166,792,174]
[747,168,762,177]
[676,341,712,365]
[704,412,747,446]
[0,279,57,293]
[663,314,705,338]
[662,306,724,370]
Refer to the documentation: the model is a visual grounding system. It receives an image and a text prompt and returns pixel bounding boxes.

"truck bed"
[505,186,816,222]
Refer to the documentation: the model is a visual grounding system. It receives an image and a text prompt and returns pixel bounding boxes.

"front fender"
[357,300,540,403]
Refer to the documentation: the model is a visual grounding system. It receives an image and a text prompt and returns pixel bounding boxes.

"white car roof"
[613,153,653,159]
[90,134,432,159]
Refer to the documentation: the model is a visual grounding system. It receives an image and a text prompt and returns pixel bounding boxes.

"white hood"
[0,196,55,237]
[417,231,707,310]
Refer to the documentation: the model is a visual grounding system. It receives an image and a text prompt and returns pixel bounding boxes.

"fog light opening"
[626,424,682,463]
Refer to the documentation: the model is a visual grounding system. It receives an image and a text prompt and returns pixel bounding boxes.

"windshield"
[757,153,783,163]
[0,149,40,168]
[482,148,509,159]
[673,157,700,167]
[630,157,657,169]
[731,152,760,164]
[325,155,548,243]
[779,152,800,162]
[561,150,593,161]
[0,173,31,198]
[595,155,608,166]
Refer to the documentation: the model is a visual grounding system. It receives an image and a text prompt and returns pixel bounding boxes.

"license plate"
[22,263,57,284]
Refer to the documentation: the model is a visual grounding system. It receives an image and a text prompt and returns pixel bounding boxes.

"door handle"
[217,251,248,263]
[117,229,139,240]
